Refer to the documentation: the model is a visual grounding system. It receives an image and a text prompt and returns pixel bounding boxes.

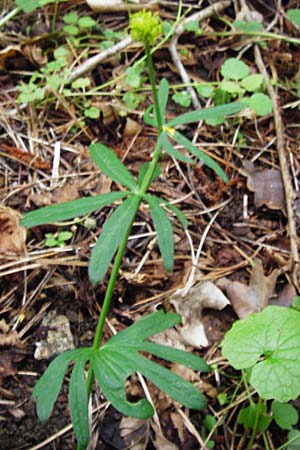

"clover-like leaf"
[173,131,228,182]
[144,194,174,272]
[21,191,128,227]
[167,101,245,127]
[244,93,273,116]
[221,58,249,81]
[90,143,138,192]
[93,310,209,417]
[69,360,89,448]
[222,306,300,402]
[89,194,140,284]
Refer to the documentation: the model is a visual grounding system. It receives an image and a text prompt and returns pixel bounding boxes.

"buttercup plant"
[21,11,245,449]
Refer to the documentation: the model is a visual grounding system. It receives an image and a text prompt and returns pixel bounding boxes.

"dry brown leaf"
[269,283,297,307]
[217,259,279,318]
[52,182,79,204]
[119,417,148,450]
[0,206,26,256]
[170,282,230,348]
[242,160,286,215]
[152,423,179,450]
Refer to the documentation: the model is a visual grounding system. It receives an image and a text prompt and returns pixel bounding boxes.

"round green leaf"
[221,58,249,81]
[246,93,273,116]
[240,74,263,92]
[271,401,298,430]
[220,80,245,95]
[195,84,215,98]
[222,306,300,402]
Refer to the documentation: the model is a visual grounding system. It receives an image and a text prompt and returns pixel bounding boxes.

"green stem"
[247,397,263,450]
[78,42,164,450]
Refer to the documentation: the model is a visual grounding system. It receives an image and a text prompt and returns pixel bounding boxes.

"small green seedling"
[21,10,245,449]
[62,11,97,36]
[172,57,272,122]
[17,46,70,103]
[44,231,73,247]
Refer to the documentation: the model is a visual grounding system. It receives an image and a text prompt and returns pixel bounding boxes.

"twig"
[254,46,299,284]
[66,35,133,84]
[169,0,232,109]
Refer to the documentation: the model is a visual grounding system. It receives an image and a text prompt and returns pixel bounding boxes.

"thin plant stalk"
[79,40,163,450]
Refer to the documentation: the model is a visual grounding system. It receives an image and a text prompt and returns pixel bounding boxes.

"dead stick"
[254,45,299,285]
[169,0,232,109]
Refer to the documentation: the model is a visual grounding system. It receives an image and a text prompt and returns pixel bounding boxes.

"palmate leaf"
[173,131,228,182]
[21,191,128,227]
[89,194,140,285]
[32,311,209,446]
[167,101,245,127]
[90,143,138,192]
[93,310,209,417]
[144,194,174,272]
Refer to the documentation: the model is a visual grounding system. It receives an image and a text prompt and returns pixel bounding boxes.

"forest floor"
[0,0,300,449]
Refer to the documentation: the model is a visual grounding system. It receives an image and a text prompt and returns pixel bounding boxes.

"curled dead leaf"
[0,206,26,256]
[217,259,279,318]
[170,282,230,348]
[242,160,286,215]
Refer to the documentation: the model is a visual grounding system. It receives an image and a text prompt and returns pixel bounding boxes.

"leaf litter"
[0,0,299,449]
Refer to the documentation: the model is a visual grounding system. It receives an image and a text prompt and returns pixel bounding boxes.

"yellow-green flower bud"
[130,10,162,45]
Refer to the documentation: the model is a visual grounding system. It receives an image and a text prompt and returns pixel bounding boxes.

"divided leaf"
[222,306,300,402]
[21,191,128,227]
[94,310,209,416]
[144,194,174,272]
[90,143,138,192]
[89,194,140,284]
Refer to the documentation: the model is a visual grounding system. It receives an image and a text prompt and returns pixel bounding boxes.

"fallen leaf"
[269,283,297,307]
[119,416,148,449]
[242,160,286,215]
[52,182,79,204]
[217,259,279,318]
[0,206,26,255]
[170,281,230,348]
[152,422,179,450]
